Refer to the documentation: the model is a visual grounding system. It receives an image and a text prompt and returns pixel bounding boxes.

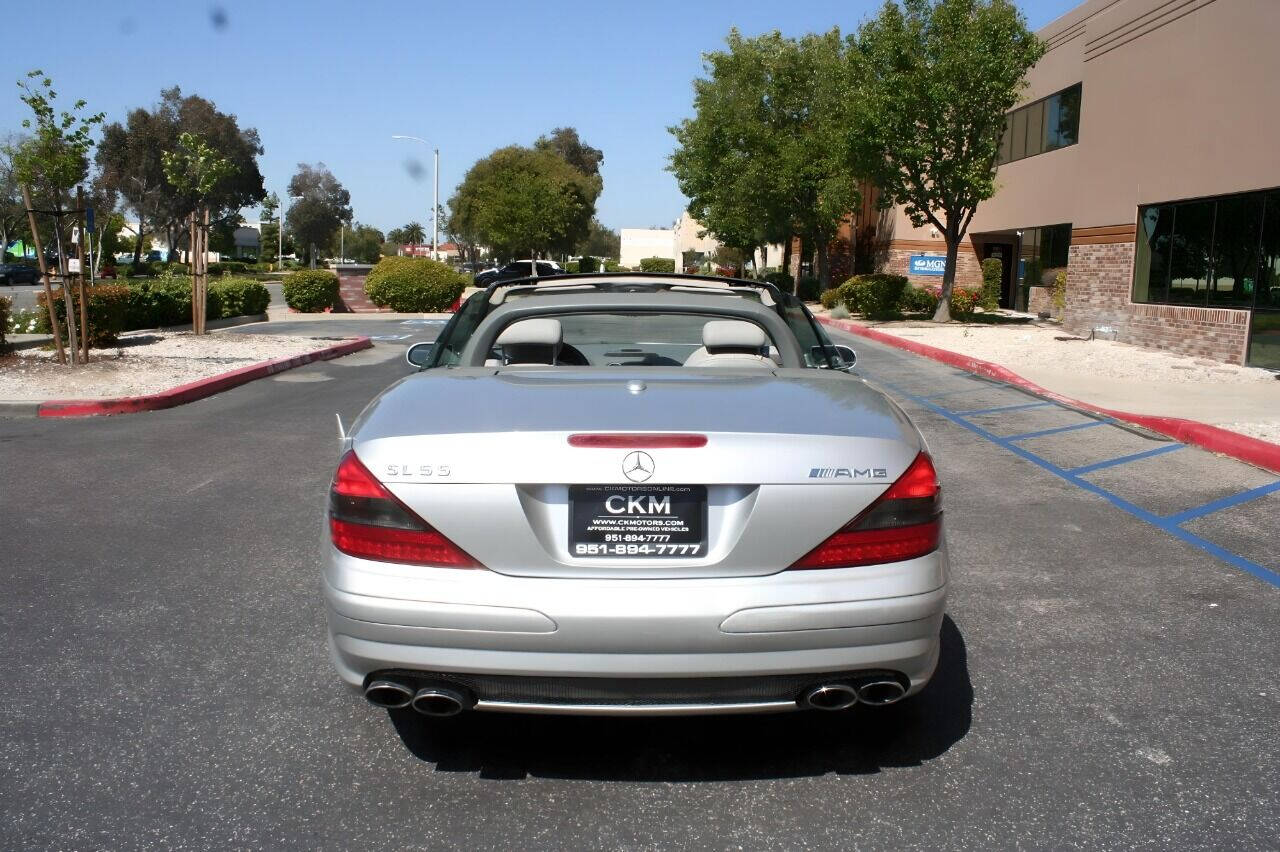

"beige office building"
[873,0,1280,367]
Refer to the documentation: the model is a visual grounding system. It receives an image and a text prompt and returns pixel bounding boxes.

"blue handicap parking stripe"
[869,374,1280,590]
[954,401,1055,416]
[1004,420,1109,442]
[1164,480,1280,525]
[1068,443,1185,476]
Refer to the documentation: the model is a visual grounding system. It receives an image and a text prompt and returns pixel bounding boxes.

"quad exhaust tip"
[364,677,476,716]
[802,683,860,711]
[363,679,415,710]
[801,676,908,710]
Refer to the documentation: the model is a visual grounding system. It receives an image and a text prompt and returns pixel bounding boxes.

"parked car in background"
[473,260,563,286]
[0,262,39,285]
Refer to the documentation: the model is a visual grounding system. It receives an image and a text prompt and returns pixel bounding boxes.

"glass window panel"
[1208,192,1263,307]
[1255,191,1280,310]
[999,115,1012,164]
[1168,201,1214,305]
[1045,92,1062,149]
[1011,108,1027,161]
[1025,100,1045,157]
[1050,84,1081,149]
[1134,205,1174,304]
[1249,310,1280,368]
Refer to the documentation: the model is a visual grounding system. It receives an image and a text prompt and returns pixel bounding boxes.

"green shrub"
[979,258,1002,311]
[208,260,251,276]
[639,257,675,273]
[603,260,626,272]
[795,276,822,302]
[363,256,466,312]
[1051,269,1067,313]
[898,285,939,315]
[819,288,842,310]
[564,261,579,273]
[127,261,155,278]
[838,274,909,319]
[37,284,131,347]
[763,270,794,294]
[578,256,600,273]
[951,287,980,319]
[283,269,339,312]
[123,278,192,327]
[209,278,270,318]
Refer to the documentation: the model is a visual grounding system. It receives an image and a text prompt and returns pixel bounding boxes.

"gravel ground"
[826,316,1280,446]
[0,331,351,400]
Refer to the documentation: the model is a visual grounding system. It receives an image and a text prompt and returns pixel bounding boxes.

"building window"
[1014,223,1071,310]
[997,83,1082,166]
[1132,188,1278,309]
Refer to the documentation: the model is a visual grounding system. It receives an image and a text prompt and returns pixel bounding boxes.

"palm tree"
[402,221,425,244]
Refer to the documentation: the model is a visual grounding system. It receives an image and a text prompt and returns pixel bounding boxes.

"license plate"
[569,485,707,558]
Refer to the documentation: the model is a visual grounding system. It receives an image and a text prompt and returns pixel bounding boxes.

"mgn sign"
[909,255,947,276]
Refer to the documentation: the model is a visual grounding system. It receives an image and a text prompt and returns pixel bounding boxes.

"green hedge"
[838,274,909,319]
[283,269,339,312]
[819,288,842,310]
[364,256,466,312]
[762,271,793,293]
[980,258,1002,312]
[795,276,822,302]
[898,285,938,314]
[208,260,252,276]
[578,256,600,273]
[37,284,131,347]
[209,278,270,318]
[603,260,626,272]
[639,257,675,273]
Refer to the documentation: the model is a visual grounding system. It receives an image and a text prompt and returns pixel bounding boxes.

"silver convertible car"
[324,273,947,717]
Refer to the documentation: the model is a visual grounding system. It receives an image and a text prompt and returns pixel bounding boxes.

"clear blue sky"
[4,0,1079,235]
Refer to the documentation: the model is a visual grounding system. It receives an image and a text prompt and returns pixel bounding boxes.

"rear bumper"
[323,545,947,712]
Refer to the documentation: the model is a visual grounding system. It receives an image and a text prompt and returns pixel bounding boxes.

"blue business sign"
[909,255,947,276]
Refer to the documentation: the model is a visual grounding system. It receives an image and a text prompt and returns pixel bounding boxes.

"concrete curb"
[817,315,1280,475]
[30,336,373,418]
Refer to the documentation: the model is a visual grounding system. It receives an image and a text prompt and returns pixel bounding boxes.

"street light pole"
[392,135,438,260]
[277,198,283,272]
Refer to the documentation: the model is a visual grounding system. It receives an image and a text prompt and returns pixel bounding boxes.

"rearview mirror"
[405,342,434,368]
[833,345,857,368]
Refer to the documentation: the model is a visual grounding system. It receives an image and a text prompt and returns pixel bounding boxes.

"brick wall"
[1064,240,1250,364]
[882,247,983,289]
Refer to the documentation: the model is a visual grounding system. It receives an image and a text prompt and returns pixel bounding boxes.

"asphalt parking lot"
[1,318,1277,849]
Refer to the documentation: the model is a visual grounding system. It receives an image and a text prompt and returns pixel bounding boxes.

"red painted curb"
[817,315,1280,475]
[37,337,373,418]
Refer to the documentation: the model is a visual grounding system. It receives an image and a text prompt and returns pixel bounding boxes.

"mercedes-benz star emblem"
[622,451,654,482]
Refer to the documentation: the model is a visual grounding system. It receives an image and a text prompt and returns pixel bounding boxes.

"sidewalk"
[821,314,1278,444]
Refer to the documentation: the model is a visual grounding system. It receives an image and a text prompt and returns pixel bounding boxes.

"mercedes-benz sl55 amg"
[323,273,947,718]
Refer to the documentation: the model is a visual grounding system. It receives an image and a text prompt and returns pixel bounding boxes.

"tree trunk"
[931,229,961,323]
[21,184,66,364]
[133,208,146,264]
[781,238,791,279]
[815,235,831,289]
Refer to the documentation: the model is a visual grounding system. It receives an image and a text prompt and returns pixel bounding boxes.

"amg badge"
[809,467,888,479]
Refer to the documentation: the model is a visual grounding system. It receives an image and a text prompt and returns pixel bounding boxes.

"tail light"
[328,451,482,568]
[789,452,942,569]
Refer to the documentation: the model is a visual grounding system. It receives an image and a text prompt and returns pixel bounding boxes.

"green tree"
[852,0,1044,321]
[286,163,352,267]
[0,135,28,259]
[670,29,859,287]
[448,144,598,260]
[333,222,384,264]
[401,221,425,244]
[534,127,603,177]
[12,70,105,364]
[577,217,620,260]
[95,86,265,262]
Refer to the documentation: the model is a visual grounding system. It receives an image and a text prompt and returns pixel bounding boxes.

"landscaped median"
[0,331,371,417]
[817,314,1280,475]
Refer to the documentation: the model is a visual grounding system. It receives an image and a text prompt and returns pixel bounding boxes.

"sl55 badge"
[809,467,887,479]
[385,464,451,478]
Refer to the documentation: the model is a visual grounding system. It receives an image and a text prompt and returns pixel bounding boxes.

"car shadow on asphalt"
[388,615,972,780]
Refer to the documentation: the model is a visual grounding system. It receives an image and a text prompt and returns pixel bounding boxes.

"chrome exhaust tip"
[363,679,415,709]
[410,685,471,717]
[854,678,907,706]
[801,683,860,711]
